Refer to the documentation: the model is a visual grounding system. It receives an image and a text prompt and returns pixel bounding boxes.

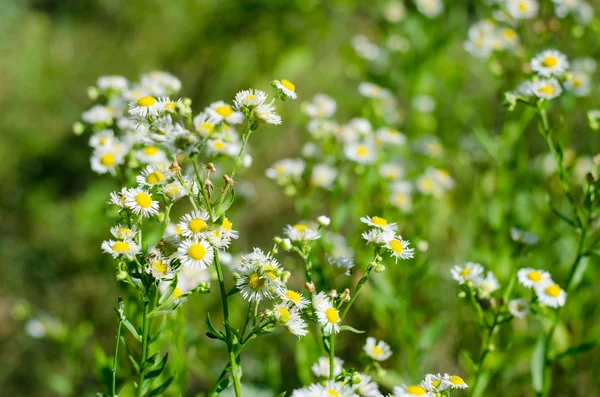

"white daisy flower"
[379,162,405,180]
[389,181,414,212]
[283,311,309,338]
[136,165,169,187]
[393,384,434,397]
[206,101,244,125]
[475,271,500,298]
[140,71,181,96]
[265,158,306,183]
[129,96,163,118]
[363,337,392,361]
[91,147,125,175]
[352,34,382,61]
[236,248,285,302]
[517,267,551,288]
[321,381,356,397]
[284,223,320,241]
[89,129,116,149]
[178,210,210,237]
[531,50,569,77]
[361,228,395,245]
[97,75,128,92]
[451,262,484,284]
[344,141,377,165]
[146,254,172,280]
[384,236,415,262]
[508,298,529,318]
[317,215,331,227]
[162,179,189,201]
[507,0,539,19]
[441,374,468,390]
[254,101,282,125]
[535,281,567,308]
[206,218,239,249]
[311,356,344,378]
[311,291,329,309]
[110,225,137,240]
[279,289,310,309]
[311,163,338,190]
[123,188,160,218]
[565,71,591,97]
[136,145,169,165]
[420,373,444,392]
[414,0,444,18]
[316,299,341,335]
[531,78,562,100]
[233,89,268,110]
[358,82,391,99]
[273,79,297,100]
[192,112,216,137]
[352,373,381,397]
[360,215,398,232]
[302,93,337,118]
[101,239,141,259]
[109,188,128,208]
[291,383,324,397]
[82,105,114,125]
[176,238,214,271]
[375,127,407,146]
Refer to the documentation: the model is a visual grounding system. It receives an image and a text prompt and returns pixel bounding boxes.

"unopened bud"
[373,263,386,273]
[317,215,331,227]
[458,291,467,299]
[72,121,84,135]
[282,238,292,251]
[351,373,362,385]
[183,98,192,106]
[157,212,165,223]
[87,86,98,101]
[116,270,128,281]
[198,282,211,293]
[274,237,283,244]
[281,271,291,283]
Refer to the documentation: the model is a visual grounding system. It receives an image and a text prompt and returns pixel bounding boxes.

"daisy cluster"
[464,0,593,61]
[387,373,468,396]
[361,215,415,263]
[266,84,454,212]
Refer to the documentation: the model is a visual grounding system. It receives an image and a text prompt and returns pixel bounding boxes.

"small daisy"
[420,373,444,392]
[236,249,285,301]
[311,291,329,309]
[109,188,128,208]
[352,373,381,397]
[89,129,116,149]
[393,384,434,397]
[508,298,529,318]
[254,101,282,125]
[129,96,163,118]
[535,281,567,308]
[162,180,189,201]
[531,50,569,78]
[302,93,336,118]
[363,337,392,361]
[517,268,551,288]
[360,215,398,232]
[272,79,297,100]
[136,145,169,165]
[384,236,415,262]
[316,299,341,335]
[178,210,210,237]
[284,223,320,241]
[234,89,268,110]
[97,75,128,92]
[317,215,330,227]
[265,158,306,183]
[375,127,407,146]
[565,71,592,97]
[361,228,395,245]
[280,289,310,309]
[379,162,405,180]
[206,101,245,125]
[389,182,414,212]
[415,0,444,18]
[507,0,539,20]
[192,112,216,137]
[442,374,468,390]
[82,105,114,125]
[136,165,169,187]
[475,271,500,298]
[321,381,356,397]
[531,78,562,100]
[123,188,160,218]
[311,164,338,190]
[177,238,214,271]
[344,141,377,165]
[101,239,141,259]
[110,224,137,240]
[91,147,125,175]
[147,254,172,279]
[311,356,344,378]
[451,262,484,284]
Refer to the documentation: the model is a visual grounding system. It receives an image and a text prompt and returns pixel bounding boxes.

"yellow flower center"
[573,79,581,87]
[503,28,516,40]
[528,270,542,282]
[280,79,296,92]
[389,239,404,254]
[214,141,226,150]
[285,290,302,303]
[146,171,164,185]
[373,346,384,355]
[135,193,152,208]
[518,2,527,11]
[143,146,159,156]
[164,101,176,111]
[461,268,471,277]
[276,164,286,174]
[100,153,115,167]
[175,225,183,235]
[112,241,130,253]
[539,85,554,94]
[325,307,339,324]
[189,219,208,233]
[216,105,233,117]
[263,265,278,280]
[222,218,232,230]
[165,185,180,196]
[546,284,561,297]
[137,96,156,107]
[406,385,426,395]
[174,287,182,298]
[327,389,339,397]
[357,145,368,156]
[99,137,108,145]
[277,307,291,323]
[201,122,215,134]
[152,260,168,275]
[188,243,206,260]
[432,380,441,388]
[117,228,131,238]
[450,375,465,385]
[371,216,388,226]
[294,224,308,231]
[542,56,558,67]
[248,94,256,100]
[248,274,265,290]
[421,177,434,191]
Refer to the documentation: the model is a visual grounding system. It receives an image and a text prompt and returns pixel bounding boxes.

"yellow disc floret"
[137,96,156,106]
[188,244,206,260]
[135,193,152,208]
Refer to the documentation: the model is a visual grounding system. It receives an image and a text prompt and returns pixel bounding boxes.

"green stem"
[213,251,242,397]
[329,333,336,381]
[112,310,124,397]
[341,267,373,321]
[470,317,499,397]
[137,288,153,397]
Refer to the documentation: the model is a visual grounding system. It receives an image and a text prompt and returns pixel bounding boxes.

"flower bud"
[282,238,292,251]
[317,215,331,227]
[87,86,98,101]
[72,121,84,136]
[373,263,386,273]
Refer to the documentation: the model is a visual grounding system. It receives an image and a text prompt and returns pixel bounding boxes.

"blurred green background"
[1,0,600,396]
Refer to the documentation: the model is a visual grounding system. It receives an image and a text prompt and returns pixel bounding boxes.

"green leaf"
[276,392,287,397]
[218,189,236,215]
[145,353,169,380]
[148,302,181,318]
[205,313,226,341]
[531,336,546,393]
[120,316,141,341]
[120,336,139,373]
[552,340,599,362]
[227,286,240,297]
[339,325,365,334]
[147,376,174,397]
